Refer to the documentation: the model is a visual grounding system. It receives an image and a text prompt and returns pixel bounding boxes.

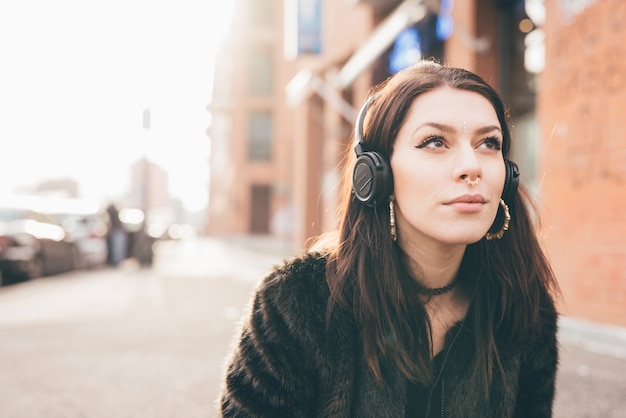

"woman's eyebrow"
[414,122,455,134]
[474,125,502,135]
[413,122,502,135]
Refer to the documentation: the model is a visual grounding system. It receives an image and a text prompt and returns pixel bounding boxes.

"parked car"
[40,198,109,269]
[0,197,80,282]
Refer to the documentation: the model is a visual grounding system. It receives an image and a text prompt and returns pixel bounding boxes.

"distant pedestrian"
[130,221,155,267]
[106,203,127,267]
[218,61,561,417]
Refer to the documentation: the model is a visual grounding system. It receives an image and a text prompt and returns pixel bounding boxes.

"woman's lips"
[445,194,486,213]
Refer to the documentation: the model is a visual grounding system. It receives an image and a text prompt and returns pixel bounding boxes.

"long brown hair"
[324,61,560,390]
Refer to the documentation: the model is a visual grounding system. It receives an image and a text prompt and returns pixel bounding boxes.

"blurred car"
[0,197,80,282]
[40,198,109,269]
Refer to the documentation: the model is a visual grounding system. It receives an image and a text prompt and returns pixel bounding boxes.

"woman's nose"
[453,147,482,181]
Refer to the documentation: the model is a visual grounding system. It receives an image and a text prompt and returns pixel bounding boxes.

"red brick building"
[538,0,626,327]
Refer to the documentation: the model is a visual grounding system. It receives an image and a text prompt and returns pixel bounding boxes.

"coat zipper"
[440,378,445,417]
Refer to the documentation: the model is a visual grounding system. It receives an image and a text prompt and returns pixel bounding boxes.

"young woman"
[218,61,560,417]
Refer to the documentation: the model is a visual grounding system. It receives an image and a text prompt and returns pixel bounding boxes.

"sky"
[0,0,233,211]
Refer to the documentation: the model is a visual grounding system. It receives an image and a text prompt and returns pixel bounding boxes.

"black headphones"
[352,96,520,207]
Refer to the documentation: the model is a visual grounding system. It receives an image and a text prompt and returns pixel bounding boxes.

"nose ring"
[465,175,480,186]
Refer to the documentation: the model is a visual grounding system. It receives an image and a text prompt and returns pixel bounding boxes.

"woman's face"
[390,87,506,249]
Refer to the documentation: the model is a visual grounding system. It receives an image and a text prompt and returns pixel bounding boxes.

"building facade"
[206,0,372,242]
[538,0,626,327]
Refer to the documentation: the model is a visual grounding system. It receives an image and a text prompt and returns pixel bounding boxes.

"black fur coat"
[219,252,559,417]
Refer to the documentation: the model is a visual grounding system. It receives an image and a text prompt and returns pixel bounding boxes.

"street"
[0,237,624,417]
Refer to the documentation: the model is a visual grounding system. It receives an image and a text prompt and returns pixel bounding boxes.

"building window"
[387,12,444,76]
[250,184,271,234]
[284,0,323,59]
[297,0,323,55]
[249,44,274,96]
[248,111,273,161]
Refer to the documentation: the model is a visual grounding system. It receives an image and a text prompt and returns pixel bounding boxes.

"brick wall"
[538,0,626,326]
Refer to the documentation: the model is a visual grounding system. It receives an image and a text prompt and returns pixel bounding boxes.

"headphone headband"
[355,96,373,148]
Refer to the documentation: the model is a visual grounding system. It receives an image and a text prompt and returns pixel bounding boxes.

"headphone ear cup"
[502,160,520,203]
[352,151,393,207]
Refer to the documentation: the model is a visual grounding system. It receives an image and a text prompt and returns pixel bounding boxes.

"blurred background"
[1,0,625,416]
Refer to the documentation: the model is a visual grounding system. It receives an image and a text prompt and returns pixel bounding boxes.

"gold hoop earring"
[389,197,397,242]
[485,199,511,240]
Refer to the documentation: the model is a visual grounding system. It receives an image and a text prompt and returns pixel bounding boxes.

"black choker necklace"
[417,279,458,296]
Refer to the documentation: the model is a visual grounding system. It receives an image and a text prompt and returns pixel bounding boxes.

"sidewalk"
[214,234,299,259]
[558,315,626,360]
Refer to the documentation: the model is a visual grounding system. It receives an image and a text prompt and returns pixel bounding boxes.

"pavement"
[558,315,626,360]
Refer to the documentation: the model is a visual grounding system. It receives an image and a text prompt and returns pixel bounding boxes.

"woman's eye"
[416,136,445,149]
[480,136,502,151]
